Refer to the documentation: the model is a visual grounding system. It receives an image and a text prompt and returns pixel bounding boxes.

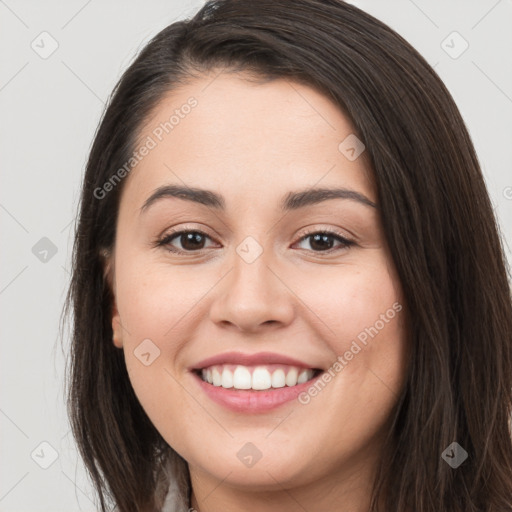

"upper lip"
[190,351,320,370]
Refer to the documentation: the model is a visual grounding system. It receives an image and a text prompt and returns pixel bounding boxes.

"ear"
[111,304,124,349]
[100,247,123,349]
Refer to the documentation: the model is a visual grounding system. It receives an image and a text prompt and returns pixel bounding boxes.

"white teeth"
[233,366,252,389]
[252,366,272,390]
[271,369,286,388]
[200,365,316,390]
[212,367,222,386]
[297,369,310,384]
[285,367,298,387]
[221,367,233,388]
[202,369,213,383]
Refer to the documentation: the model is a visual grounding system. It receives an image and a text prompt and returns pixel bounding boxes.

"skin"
[105,70,409,512]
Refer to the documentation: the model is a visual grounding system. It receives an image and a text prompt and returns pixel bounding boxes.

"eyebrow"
[139,184,377,215]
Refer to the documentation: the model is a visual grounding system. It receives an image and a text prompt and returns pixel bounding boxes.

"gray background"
[1,0,511,510]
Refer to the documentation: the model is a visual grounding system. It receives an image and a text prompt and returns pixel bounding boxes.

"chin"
[189,444,317,490]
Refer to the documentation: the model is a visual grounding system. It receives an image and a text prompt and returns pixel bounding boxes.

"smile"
[197,364,320,390]
[190,352,325,413]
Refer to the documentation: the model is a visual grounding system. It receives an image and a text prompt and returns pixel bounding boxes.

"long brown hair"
[60,0,512,510]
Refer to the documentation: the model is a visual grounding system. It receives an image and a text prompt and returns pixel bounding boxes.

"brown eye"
[294,230,354,253]
[157,230,215,253]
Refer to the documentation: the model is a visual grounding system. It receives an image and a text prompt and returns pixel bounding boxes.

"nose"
[208,247,295,334]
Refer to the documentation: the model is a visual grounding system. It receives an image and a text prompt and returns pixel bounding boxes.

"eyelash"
[154,227,355,255]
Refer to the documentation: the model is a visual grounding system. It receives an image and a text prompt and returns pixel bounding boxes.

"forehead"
[121,71,375,211]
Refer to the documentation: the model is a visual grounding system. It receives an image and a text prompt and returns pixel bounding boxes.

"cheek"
[290,255,408,413]
[115,255,210,339]
[113,258,217,435]
[292,256,403,352]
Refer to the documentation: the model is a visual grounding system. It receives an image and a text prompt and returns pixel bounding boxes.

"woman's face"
[106,71,409,502]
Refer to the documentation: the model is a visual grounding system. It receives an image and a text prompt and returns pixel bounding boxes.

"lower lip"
[191,371,324,413]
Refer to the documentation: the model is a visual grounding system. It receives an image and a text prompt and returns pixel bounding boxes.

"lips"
[191,351,319,370]
[189,351,323,407]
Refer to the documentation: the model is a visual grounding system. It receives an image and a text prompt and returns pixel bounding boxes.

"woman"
[61,0,512,510]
